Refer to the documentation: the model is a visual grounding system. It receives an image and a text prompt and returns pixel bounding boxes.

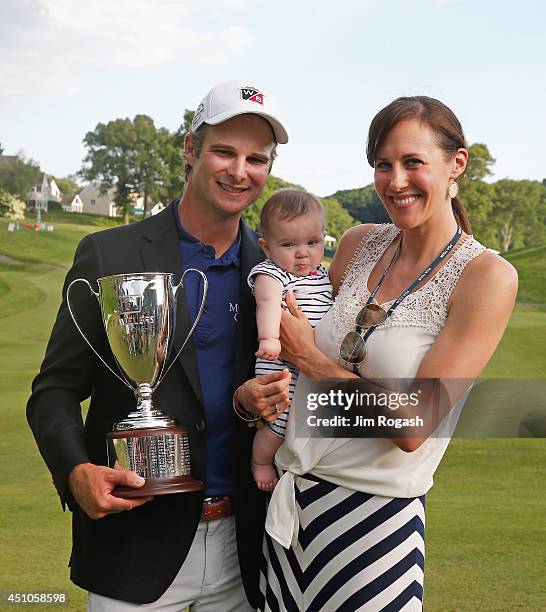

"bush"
[0,189,26,220]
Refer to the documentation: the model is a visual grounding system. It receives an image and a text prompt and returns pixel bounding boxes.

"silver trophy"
[67,270,208,498]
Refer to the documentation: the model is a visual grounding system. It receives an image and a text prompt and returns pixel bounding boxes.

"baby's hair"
[260,189,324,238]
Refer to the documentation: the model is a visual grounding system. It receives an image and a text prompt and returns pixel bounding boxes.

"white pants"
[88,516,254,611]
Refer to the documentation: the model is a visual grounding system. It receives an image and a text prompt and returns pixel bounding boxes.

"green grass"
[504,243,546,304]
[0,218,99,267]
[426,439,546,611]
[26,209,123,228]
[0,277,10,299]
[0,264,84,610]
[483,305,546,377]
[0,217,545,610]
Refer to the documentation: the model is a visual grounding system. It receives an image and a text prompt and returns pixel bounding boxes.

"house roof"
[78,183,115,197]
[29,173,50,190]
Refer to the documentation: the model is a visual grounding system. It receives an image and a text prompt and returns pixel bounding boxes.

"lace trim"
[337,224,398,289]
[333,224,486,340]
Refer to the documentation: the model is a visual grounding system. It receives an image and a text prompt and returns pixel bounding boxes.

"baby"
[248,189,333,490]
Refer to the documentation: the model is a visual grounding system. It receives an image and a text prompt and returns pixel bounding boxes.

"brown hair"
[366,96,471,234]
[260,189,324,237]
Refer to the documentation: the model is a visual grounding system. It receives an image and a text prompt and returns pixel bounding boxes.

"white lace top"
[265,224,487,548]
[334,223,486,337]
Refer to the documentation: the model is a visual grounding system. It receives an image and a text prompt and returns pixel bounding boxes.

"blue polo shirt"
[172,201,241,496]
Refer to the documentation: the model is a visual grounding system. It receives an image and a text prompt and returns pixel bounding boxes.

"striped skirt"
[258,474,425,611]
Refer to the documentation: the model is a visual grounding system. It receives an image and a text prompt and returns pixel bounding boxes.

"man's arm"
[27,234,102,507]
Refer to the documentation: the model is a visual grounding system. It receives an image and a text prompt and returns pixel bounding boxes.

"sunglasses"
[339,303,387,370]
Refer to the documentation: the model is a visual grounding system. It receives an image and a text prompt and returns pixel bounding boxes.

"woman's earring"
[448,181,459,199]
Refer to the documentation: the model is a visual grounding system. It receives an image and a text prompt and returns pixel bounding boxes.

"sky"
[1,0,545,197]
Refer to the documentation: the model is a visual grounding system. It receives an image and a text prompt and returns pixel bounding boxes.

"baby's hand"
[256,339,281,361]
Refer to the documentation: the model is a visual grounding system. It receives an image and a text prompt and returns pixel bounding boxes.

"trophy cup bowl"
[67,270,208,498]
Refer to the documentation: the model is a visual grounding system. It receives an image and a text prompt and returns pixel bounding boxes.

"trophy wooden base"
[112,475,205,499]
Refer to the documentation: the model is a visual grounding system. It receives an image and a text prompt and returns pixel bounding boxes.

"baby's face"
[260,210,325,276]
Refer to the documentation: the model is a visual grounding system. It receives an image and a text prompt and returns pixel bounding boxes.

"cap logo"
[192,103,204,128]
[240,87,264,105]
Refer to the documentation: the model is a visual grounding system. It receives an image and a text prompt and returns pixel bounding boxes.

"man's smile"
[217,181,248,194]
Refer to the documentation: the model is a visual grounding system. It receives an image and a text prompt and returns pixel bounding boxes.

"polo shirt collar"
[172,199,241,268]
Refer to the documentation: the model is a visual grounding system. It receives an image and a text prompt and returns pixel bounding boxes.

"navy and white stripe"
[248,261,333,438]
[248,261,333,327]
[259,474,425,611]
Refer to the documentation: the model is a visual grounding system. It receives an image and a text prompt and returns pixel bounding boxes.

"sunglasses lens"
[355,303,388,328]
[340,331,367,364]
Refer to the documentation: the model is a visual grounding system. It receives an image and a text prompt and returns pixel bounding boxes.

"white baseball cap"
[191,80,288,144]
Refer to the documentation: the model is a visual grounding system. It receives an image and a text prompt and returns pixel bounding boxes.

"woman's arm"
[388,252,518,451]
[280,251,518,451]
[416,252,517,379]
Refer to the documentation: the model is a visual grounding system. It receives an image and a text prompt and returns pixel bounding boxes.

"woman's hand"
[279,291,318,370]
[280,291,358,380]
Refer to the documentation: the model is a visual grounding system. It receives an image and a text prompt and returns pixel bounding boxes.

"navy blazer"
[27,205,266,605]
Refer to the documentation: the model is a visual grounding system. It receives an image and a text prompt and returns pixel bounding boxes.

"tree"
[53,175,81,198]
[242,175,304,231]
[0,153,41,199]
[160,109,194,203]
[465,143,495,182]
[240,178,355,242]
[81,115,168,223]
[328,185,390,224]
[490,180,543,252]
[320,197,356,240]
[459,143,496,246]
[132,116,171,216]
[0,188,26,220]
[460,180,497,247]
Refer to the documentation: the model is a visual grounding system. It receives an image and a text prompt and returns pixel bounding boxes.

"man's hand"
[68,462,153,519]
[237,369,291,422]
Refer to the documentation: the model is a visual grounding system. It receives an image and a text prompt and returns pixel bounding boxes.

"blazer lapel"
[233,222,265,388]
[138,205,204,409]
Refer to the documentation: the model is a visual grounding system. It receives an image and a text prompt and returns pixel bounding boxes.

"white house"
[62,193,83,213]
[27,174,62,212]
[150,202,165,215]
[61,185,160,218]
[324,234,337,249]
[77,184,119,217]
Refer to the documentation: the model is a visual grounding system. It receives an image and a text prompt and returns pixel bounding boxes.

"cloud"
[0,0,253,101]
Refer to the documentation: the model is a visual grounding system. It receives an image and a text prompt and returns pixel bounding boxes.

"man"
[27,80,291,610]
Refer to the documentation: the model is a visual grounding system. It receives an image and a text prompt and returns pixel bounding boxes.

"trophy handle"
[66,278,134,391]
[156,268,209,387]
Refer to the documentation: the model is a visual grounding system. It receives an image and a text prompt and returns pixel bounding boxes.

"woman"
[257,97,517,611]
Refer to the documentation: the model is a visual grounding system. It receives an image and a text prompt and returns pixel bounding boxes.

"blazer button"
[195,420,206,432]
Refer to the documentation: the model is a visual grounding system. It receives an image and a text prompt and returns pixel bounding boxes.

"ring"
[274,403,281,414]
